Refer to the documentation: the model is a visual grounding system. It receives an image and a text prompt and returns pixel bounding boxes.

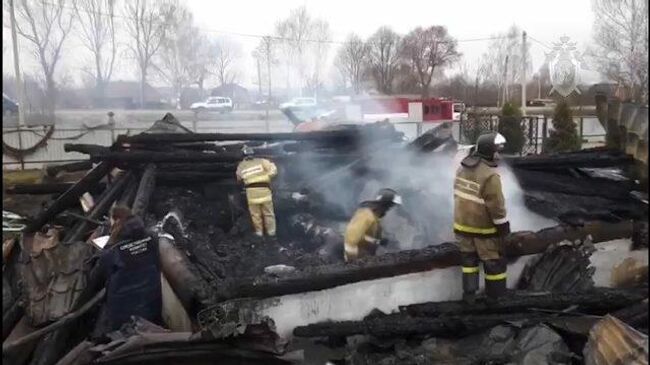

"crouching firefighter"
[87,205,163,334]
[236,145,279,239]
[344,188,402,262]
[453,132,510,301]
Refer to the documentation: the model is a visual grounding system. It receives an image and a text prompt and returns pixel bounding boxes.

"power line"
[41,0,517,46]
[527,34,552,50]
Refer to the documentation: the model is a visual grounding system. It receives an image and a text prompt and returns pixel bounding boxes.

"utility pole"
[265,38,273,132]
[521,31,527,116]
[9,0,26,127]
[502,55,509,107]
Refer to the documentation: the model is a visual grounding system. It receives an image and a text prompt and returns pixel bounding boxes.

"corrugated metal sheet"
[584,314,648,365]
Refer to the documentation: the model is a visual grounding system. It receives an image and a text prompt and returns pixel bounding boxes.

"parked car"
[279,97,317,109]
[3,93,19,117]
[190,97,233,113]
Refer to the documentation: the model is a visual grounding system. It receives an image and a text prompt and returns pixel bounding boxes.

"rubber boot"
[461,252,480,304]
[484,258,507,303]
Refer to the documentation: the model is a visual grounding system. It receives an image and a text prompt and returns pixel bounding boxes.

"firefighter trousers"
[248,200,276,237]
[457,235,506,299]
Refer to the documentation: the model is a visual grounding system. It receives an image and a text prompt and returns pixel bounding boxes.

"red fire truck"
[356,96,465,122]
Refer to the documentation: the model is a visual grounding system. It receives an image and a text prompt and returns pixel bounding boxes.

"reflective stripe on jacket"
[453,159,507,237]
[344,207,381,261]
[236,158,278,204]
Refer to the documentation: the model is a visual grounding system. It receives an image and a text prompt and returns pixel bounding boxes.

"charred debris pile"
[2,113,648,364]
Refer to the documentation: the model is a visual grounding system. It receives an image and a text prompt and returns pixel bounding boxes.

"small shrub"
[498,103,525,154]
[543,101,581,153]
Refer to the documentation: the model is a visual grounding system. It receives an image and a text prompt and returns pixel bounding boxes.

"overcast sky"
[3,0,603,90]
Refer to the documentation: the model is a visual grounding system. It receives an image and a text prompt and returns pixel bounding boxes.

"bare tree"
[401,26,460,98]
[305,19,331,98]
[335,33,369,95]
[254,35,276,100]
[590,0,648,103]
[480,25,531,106]
[275,6,313,96]
[15,0,75,115]
[124,0,170,108]
[155,1,196,109]
[74,0,117,107]
[366,26,402,94]
[214,37,242,87]
[190,34,216,100]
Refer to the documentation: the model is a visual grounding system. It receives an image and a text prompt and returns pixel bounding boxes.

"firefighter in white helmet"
[236,146,278,240]
[453,132,510,301]
[344,188,402,262]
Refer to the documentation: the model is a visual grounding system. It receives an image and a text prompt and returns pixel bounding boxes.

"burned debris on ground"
[2,113,648,364]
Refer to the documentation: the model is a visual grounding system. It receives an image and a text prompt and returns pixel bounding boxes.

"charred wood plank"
[2,301,23,342]
[402,287,648,317]
[45,161,93,178]
[24,161,111,233]
[221,221,634,301]
[2,289,105,354]
[132,164,156,217]
[505,149,633,170]
[511,169,633,199]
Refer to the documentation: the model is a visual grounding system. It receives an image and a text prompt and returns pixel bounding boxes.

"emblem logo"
[546,36,583,97]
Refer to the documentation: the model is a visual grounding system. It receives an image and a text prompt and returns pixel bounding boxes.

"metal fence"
[459,115,606,155]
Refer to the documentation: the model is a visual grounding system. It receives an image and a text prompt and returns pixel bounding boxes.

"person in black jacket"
[89,205,163,333]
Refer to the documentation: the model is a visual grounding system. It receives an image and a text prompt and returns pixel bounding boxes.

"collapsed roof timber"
[2,108,648,364]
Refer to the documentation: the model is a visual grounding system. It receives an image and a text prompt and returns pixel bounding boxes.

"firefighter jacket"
[90,216,163,332]
[344,205,382,261]
[453,156,509,237]
[236,158,278,204]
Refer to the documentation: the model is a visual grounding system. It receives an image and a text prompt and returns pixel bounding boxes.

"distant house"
[211,83,251,106]
[98,81,162,109]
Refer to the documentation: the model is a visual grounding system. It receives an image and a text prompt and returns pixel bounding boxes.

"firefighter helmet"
[476,132,506,160]
[375,188,402,206]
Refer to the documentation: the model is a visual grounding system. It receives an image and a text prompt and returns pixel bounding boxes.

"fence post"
[17,126,25,170]
[542,116,548,150]
[416,121,422,138]
[579,117,584,141]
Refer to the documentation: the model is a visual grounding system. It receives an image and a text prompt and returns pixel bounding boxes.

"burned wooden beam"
[158,236,211,319]
[5,183,74,195]
[24,161,111,233]
[220,221,634,302]
[45,161,93,178]
[63,143,111,155]
[89,150,243,163]
[63,172,133,243]
[293,312,571,339]
[132,164,156,217]
[402,287,648,317]
[117,130,364,144]
[293,288,647,339]
[505,149,633,170]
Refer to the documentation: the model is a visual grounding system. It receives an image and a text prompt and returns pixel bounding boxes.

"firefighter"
[453,132,510,301]
[88,205,163,333]
[236,145,278,239]
[344,188,402,262]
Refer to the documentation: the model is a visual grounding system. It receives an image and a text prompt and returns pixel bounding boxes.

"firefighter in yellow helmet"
[236,146,278,239]
[453,132,510,301]
[344,188,402,262]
